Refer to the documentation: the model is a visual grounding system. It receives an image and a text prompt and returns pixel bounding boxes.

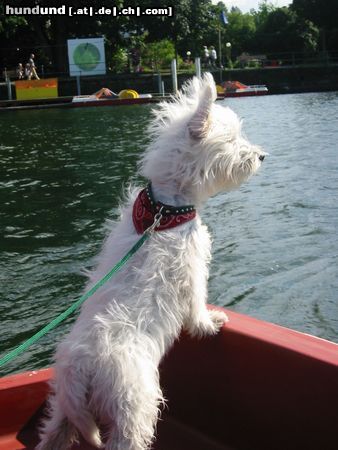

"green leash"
[0,231,152,370]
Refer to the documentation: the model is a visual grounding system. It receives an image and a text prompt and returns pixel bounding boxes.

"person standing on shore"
[16,63,24,79]
[202,45,210,67]
[27,53,40,80]
[210,46,217,68]
[25,63,32,79]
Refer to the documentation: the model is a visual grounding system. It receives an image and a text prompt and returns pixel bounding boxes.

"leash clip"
[145,206,164,234]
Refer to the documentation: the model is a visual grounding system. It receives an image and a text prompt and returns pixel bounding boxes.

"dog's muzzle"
[259,155,265,162]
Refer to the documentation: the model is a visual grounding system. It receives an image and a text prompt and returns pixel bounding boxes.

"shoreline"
[0,88,337,112]
[1,64,338,111]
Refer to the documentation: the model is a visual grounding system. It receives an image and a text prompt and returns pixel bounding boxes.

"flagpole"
[218,26,222,82]
[219,10,228,83]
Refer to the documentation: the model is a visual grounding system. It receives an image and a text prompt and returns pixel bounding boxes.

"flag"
[220,11,228,26]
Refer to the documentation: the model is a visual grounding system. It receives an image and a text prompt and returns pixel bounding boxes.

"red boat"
[70,92,157,108]
[219,81,268,98]
[0,307,337,450]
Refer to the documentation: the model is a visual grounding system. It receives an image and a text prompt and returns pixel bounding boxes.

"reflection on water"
[1,92,337,375]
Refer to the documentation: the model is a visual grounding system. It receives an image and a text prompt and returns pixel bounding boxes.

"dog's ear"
[188,78,216,140]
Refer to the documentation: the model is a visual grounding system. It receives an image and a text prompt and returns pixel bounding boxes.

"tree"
[291,0,338,30]
[252,5,319,55]
[179,0,217,58]
[127,0,221,63]
[225,7,256,56]
[0,0,127,72]
[0,0,329,74]
[291,0,338,51]
[128,0,190,60]
[141,40,176,71]
[0,4,30,69]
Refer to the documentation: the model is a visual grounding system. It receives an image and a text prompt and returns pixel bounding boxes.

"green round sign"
[73,43,100,71]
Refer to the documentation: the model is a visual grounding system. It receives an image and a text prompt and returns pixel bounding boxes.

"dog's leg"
[37,360,103,449]
[184,249,228,337]
[104,388,161,450]
[36,396,78,450]
[104,354,163,450]
[56,361,103,448]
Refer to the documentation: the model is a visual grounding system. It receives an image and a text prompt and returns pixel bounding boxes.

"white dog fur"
[36,73,266,450]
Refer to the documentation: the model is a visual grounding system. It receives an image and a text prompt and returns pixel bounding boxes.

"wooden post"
[171,59,178,94]
[6,77,12,101]
[219,28,223,83]
[195,57,201,78]
[76,75,81,96]
[157,72,162,94]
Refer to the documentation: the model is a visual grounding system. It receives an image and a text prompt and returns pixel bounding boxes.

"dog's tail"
[56,366,103,449]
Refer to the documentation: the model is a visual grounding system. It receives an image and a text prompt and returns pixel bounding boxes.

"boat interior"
[0,309,337,450]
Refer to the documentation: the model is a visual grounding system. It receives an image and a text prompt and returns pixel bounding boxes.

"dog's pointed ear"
[188,77,216,140]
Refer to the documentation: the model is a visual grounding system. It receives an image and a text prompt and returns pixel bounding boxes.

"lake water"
[1,92,337,375]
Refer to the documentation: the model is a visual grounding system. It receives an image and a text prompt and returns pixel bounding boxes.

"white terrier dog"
[37,73,266,450]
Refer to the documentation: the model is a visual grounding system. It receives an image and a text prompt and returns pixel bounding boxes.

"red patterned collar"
[132,184,196,234]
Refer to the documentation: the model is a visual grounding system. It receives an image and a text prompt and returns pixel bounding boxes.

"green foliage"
[110,47,128,73]
[226,9,256,55]
[254,6,319,54]
[141,40,176,71]
[0,12,27,37]
[291,0,338,30]
[179,0,221,57]
[291,0,338,51]
[0,0,332,73]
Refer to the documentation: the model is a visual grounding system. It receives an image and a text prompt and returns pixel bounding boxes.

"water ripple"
[1,94,338,375]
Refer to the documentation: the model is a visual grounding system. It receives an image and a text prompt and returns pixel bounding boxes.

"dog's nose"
[259,155,265,162]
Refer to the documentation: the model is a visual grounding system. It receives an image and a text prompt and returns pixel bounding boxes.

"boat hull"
[0,307,337,450]
[219,81,269,98]
[220,90,268,98]
[70,96,158,108]
[0,96,162,112]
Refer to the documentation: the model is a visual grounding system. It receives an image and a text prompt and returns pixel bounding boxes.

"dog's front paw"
[187,310,229,338]
[209,310,229,332]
